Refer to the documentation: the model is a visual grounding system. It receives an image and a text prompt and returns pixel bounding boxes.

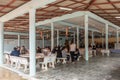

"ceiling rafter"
[0,0,16,11]
[89,8,120,11]
[0,4,16,8]
[92,4,120,25]
[84,0,96,9]
[107,0,120,13]
[92,1,120,5]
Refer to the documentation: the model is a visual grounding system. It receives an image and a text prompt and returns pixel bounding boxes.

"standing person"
[70,40,76,63]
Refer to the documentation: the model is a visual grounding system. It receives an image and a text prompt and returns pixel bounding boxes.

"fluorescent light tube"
[115,17,120,18]
[59,7,72,11]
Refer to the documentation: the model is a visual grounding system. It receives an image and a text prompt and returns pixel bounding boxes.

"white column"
[0,22,4,65]
[92,31,94,46]
[51,22,54,51]
[77,27,79,48]
[84,15,89,61]
[18,34,20,47]
[57,29,59,46]
[116,30,119,44]
[102,30,104,48]
[105,24,108,50]
[42,35,44,48]
[74,32,75,43]
[29,8,36,76]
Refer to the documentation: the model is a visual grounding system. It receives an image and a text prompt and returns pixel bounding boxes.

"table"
[20,53,44,59]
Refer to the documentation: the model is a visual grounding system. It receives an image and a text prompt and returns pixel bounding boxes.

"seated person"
[92,45,96,56]
[10,47,20,57]
[62,47,67,58]
[74,48,80,61]
[56,46,62,58]
[36,46,41,53]
[92,45,96,50]
[20,46,28,54]
[62,47,70,61]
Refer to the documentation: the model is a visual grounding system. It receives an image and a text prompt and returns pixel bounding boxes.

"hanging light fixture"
[66,27,69,37]
[40,31,43,39]
[47,34,49,39]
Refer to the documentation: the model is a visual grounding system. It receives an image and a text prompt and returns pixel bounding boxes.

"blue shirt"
[10,50,20,57]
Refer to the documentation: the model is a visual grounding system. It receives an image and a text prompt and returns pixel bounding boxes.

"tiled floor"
[0,67,26,80]
[35,53,120,80]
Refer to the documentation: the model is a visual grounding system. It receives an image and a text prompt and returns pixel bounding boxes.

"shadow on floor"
[108,67,120,80]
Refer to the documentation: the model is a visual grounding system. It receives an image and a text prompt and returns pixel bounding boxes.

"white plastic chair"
[101,49,110,56]
[89,50,93,57]
[4,53,10,64]
[9,56,19,68]
[18,57,29,72]
[48,54,56,68]
[39,54,57,70]
[39,56,50,70]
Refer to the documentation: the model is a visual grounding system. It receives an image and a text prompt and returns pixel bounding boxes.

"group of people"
[52,40,80,63]
[37,46,52,56]
[11,45,52,57]
[10,46,28,57]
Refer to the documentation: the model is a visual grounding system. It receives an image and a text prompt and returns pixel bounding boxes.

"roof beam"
[37,25,74,32]
[87,11,120,29]
[36,10,119,30]
[4,32,28,35]
[0,0,56,22]
[36,11,85,26]
[4,31,41,36]
[56,21,100,32]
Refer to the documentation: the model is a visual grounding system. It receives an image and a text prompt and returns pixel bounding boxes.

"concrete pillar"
[74,32,75,43]
[42,35,44,48]
[116,30,119,44]
[105,24,108,50]
[0,22,4,65]
[29,8,36,76]
[102,29,104,48]
[92,31,94,46]
[51,22,54,51]
[77,27,79,48]
[84,15,89,61]
[18,34,20,47]
[57,29,59,46]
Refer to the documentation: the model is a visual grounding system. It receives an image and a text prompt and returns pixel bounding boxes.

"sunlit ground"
[0,68,26,80]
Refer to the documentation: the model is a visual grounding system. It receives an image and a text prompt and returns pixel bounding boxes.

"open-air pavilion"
[0,0,120,80]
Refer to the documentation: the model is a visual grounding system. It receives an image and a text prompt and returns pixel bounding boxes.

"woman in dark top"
[37,46,41,53]
[92,45,96,50]
[56,46,62,58]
